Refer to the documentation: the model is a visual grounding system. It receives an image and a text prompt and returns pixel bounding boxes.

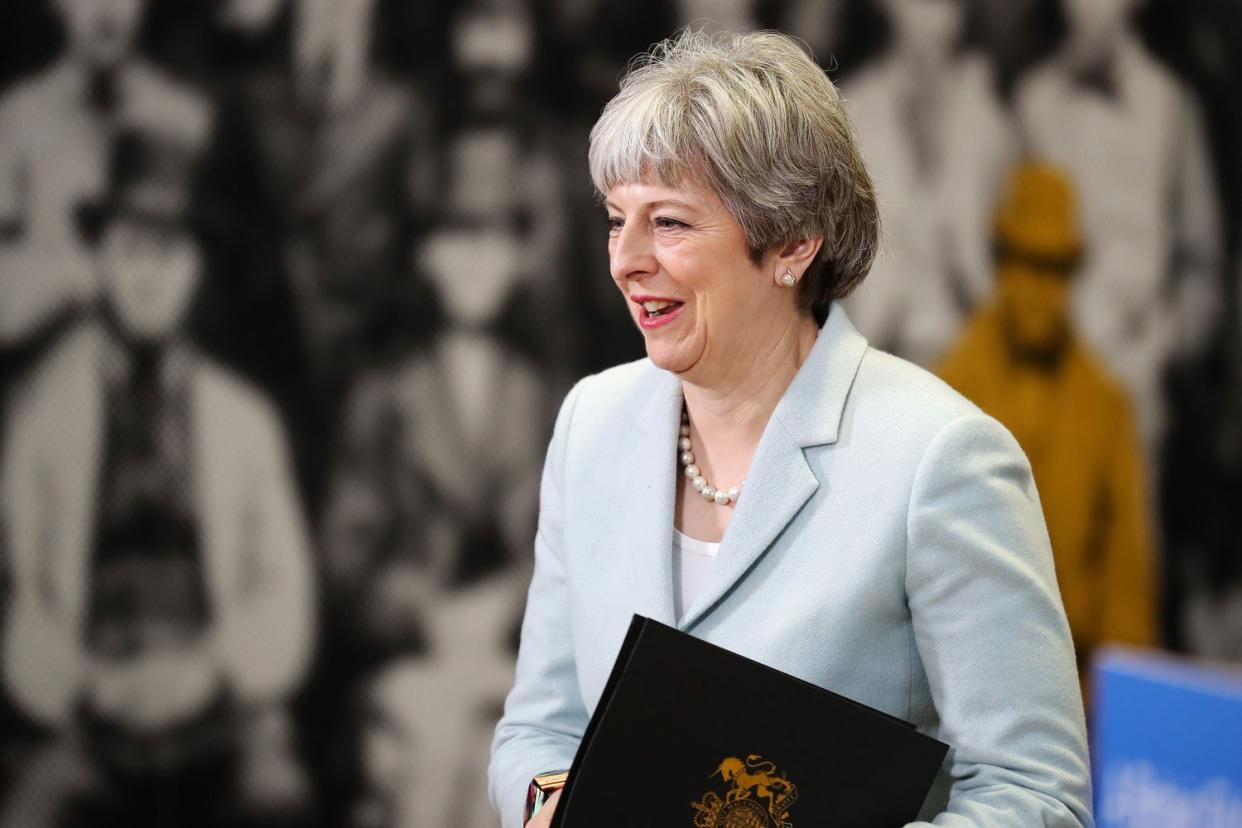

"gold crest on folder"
[691,754,799,828]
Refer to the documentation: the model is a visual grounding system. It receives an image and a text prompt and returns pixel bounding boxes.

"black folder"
[550,615,949,827]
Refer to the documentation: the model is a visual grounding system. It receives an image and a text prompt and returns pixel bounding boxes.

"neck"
[681,312,819,452]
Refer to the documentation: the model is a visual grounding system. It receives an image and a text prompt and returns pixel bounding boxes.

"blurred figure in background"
[0,129,315,827]
[318,111,550,823]
[938,161,1155,681]
[1163,232,1242,662]
[1135,0,1242,663]
[320,200,547,825]
[966,0,1060,94]
[1,0,1240,823]
[843,0,1014,367]
[529,0,671,377]
[0,0,209,351]
[347,665,419,828]
[305,10,560,817]
[444,1,575,382]
[445,0,537,122]
[675,0,759,33]
[211,0,439,506]
[0,0,211,794]
[1013,0,1223,462]
[774,0,851,69]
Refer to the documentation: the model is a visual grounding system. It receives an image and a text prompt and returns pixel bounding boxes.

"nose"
[609,220,658,283]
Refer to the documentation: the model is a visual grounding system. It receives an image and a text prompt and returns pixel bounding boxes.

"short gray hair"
[589,28,879,320]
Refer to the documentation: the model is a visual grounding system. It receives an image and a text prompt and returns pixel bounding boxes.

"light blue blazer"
[489,303,1092,827]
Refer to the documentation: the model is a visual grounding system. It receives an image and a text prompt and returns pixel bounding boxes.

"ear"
[771,236,823,286]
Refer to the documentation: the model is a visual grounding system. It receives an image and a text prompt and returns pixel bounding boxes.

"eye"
[606,216,623,233]
[655,215,695,232]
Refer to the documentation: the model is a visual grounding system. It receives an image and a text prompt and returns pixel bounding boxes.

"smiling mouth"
[641,300,682,318]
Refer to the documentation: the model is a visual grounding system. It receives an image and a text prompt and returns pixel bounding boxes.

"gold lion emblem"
[691,754,798,828]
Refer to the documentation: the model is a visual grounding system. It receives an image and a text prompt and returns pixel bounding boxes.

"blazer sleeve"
[489,379,590,828]
[904,413,1093,827]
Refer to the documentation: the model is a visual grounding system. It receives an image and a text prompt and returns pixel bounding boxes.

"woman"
[489,29,1091,828]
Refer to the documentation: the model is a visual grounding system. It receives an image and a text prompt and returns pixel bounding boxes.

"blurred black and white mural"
[1,1,1241,825]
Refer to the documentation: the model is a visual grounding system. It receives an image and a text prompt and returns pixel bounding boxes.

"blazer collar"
[769,301,869,449]
[623,302,870,631]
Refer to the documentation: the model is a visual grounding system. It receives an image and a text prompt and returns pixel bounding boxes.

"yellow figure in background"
[937,162,1156,678]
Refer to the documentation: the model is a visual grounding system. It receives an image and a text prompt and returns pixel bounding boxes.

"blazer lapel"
[618,368,683,627]
[678,303,869,631]
[675,417,818,631]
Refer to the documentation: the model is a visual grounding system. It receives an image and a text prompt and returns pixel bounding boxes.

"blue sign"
[1092,647,1242,828]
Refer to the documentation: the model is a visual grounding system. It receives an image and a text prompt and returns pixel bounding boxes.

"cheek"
[700,262,767,323]
[664,246,745,309]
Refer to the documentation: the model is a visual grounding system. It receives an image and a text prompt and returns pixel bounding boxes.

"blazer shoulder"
[550,357,667,465]
[847,349,1036,507]
[572,356,662,417]
[851,347,987,439]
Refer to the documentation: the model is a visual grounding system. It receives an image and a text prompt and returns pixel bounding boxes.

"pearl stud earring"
[780,270,796,287]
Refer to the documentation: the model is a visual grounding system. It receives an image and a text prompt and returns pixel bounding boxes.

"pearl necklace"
[678,407,744,507]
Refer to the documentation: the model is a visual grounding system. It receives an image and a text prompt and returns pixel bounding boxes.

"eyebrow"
[604,198,696,212]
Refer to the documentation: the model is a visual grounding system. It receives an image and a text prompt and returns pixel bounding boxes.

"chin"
[642,340,697,375]
[645,351,682,373]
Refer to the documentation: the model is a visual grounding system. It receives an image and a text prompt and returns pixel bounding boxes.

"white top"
[672,528,721,622]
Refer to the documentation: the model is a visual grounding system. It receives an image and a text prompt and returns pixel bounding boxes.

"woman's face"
[605,178,795,381]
